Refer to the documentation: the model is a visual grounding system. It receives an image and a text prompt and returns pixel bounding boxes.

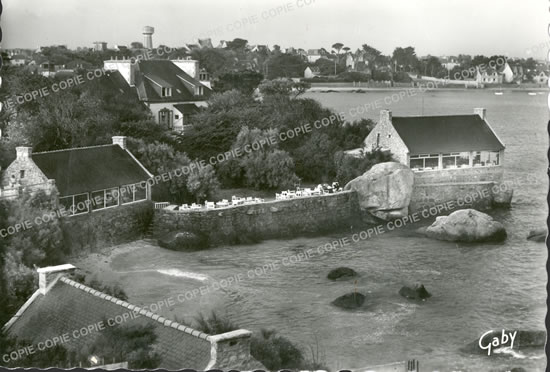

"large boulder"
[331,292,366,309]
[327,267,358,281]
[527,229,546,242]
[425,209,507,242]
[158,231,208,251]
[344,162,414,221]
[399,284,432,301]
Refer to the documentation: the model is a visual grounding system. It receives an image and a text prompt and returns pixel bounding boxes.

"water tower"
[142,26,154,49]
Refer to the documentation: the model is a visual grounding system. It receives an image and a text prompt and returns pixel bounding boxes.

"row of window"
[410,151,500,171]
[59,184,147,216]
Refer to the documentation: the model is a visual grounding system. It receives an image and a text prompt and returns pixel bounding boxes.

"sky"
[2,0,548,59]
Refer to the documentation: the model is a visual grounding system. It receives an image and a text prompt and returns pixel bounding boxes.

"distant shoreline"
[307,86,548,92]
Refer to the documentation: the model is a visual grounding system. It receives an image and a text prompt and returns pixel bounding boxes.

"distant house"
[304,66,321,78]
[103,59,212,131]
[93,41,108,51]
[0,137,152,214]
[476,65,505,85]
[533,71,548,84]
[345,53,355,70]
[217,40,229,49]
[3,263,263,370]
[351,108,505,181]
[197,38,213,49]
[10,54,28,66]
[307,49,323,63]
[251,45,270,54]
[65,59,94,70]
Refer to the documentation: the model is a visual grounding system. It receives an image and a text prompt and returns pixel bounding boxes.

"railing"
[154,202,170,209]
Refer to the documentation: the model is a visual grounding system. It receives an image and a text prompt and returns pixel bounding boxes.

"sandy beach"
[70,240,154,283]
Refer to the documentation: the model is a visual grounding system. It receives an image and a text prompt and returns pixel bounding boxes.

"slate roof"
[173,103,201,115]
[391,114,505,154]
[134,60,211,103]
[5,277,212,370]
[32,145,151,196]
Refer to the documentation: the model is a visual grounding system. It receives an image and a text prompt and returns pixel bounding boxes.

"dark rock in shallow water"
[527,229,546,242]
[327,267,358,280]
[399,284,431,300]
[331,292,366,309]
[460,330,546,355]
[158,231,207,251]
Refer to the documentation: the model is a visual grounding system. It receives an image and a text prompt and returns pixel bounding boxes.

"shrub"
[192,312,328,371]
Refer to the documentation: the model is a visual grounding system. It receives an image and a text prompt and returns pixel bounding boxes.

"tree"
[130,41,144,49]
[265,53,306,79]
[226,38,248,51]
[178,90,261,160]
[392,47,419,72]
[82,323,161,369]
[127,138,192,202]
[230,126,299,189]
[258,79,310,99]
[332,43,344,54]
[333,149,394,185]
[215,70,264,94]
[186,164,220,202]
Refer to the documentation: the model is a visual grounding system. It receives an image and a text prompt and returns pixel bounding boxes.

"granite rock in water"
[399,284,432,300]
[425,209,506,242]
[158,231,207,251]
[327,267,358,281]
[331,292,366,309]
[344,162,414,221]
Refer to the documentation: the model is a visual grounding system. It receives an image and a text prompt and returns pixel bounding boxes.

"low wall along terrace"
[153,191,361,245]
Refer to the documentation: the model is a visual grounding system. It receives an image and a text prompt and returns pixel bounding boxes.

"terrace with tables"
[154,182,343,211]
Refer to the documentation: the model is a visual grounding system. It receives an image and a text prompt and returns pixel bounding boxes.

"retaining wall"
[153,191,361,245]
[62,201,153,254]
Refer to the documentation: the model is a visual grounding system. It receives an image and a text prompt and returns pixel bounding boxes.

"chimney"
[16,147,32,159]
[37,264,76,294]
[380,109,392,123]
[207,329,253,369]
[474,108,486,120]
[112,136,127,150]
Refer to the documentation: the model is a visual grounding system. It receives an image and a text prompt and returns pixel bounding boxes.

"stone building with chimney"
[0,136,153,215]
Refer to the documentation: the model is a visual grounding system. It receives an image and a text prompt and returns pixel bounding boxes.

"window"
[105,188,119,208]
[376,133,380,147]
[59,193,89,216]
[120,184,147,204]
[473,151,500,167]
[20,170,25,179]
[442,152,470,169]
[409,154,440,171]
[91,190,105,211]
[161,87,172,97]
[121,185,135,204]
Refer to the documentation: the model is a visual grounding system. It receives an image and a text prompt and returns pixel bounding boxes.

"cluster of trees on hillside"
[179,78,382,189]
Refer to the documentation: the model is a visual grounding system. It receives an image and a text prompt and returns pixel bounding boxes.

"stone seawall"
[413,166,503,185]
[410,181,509,211]
[62,201,153,254]
[153,191,361,246]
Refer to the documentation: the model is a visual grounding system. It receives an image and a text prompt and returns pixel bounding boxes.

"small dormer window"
[161,87,172,97]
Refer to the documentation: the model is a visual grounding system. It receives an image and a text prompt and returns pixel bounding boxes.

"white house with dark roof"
[0,136,153,215]
[351,108,505,183]
[3,264,263,370]
[103,59,212,132]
